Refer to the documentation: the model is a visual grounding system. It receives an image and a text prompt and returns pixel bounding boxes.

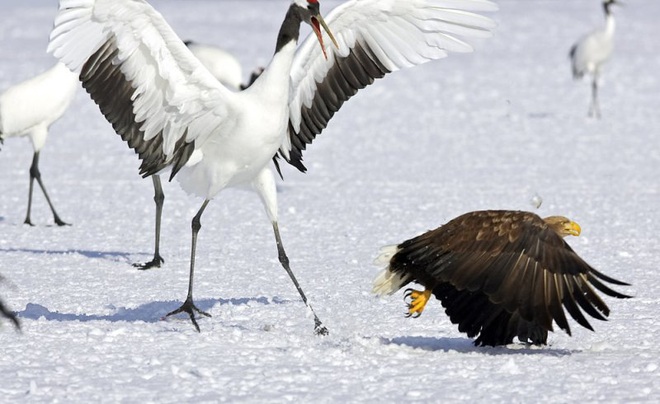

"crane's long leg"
[252,167,327,335]
[589,75,601,119]
[0,275,20,330]
[166,199,211,332]
[272,222,328,335]
[134,175,165,270]
[24,151,69,226]
[0,298,20,330]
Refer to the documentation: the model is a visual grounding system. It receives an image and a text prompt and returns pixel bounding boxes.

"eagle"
[372,210,631,346]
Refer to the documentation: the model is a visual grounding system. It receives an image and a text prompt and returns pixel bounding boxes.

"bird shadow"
[0,247,135,264]
[527,112,555,120]
[381,335,575,356]
[15,296,289,324]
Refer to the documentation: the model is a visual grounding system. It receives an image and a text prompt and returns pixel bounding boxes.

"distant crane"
[49,0,496,332]
[569,0,619,118]
[185,41,263,91]
[0,62,78,226]
[185,40,244,91]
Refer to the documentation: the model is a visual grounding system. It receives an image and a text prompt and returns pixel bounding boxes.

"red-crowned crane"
[48,0,496,332]
[569,0,620,118]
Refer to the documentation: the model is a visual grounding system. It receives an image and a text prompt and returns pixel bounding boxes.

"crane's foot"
[404,288,432,318]
[314,319,329,336]
[165,296,211,332]
[23,217,70,227]
[54,217,71,227]
[133,255,165,270]
[587,106,601,119]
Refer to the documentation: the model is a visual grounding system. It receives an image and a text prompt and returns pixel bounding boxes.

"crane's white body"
[0,62,78,151]
[186,42,244,91]
[571,12,615,79]
[48,0,496,331]
[176,43,294,207]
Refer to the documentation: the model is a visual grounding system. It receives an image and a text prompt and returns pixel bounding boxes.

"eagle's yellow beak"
[568,221,582,237]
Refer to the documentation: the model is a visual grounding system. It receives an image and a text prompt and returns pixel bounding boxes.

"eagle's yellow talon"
[404,288,432,318]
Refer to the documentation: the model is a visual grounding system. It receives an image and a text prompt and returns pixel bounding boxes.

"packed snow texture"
[0,0,658,402]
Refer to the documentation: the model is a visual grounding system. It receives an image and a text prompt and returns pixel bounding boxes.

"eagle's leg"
[404,288,432,318]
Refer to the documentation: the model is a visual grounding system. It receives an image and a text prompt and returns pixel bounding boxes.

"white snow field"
[0,0,658,402]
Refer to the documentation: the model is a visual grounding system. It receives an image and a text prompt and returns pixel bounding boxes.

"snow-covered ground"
[1,0,658,402]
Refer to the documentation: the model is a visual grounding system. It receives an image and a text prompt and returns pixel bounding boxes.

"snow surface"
[1,0,658,402]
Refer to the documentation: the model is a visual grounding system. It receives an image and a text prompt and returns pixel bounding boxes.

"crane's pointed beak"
[311,14,339,60]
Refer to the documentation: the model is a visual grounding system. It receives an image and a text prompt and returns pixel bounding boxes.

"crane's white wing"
[284,0,497,172]
[48,0,235,178]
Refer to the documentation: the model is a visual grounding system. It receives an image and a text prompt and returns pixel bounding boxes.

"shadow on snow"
[382,335,575,356]
[0,247,137,264]
[16,296,291,324]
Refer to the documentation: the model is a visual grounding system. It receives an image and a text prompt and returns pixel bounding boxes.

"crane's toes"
[404,288,432,318]
[314,321,329,336]
[54,218,71,227]
[133,255,165,270]
[165,298,211,332]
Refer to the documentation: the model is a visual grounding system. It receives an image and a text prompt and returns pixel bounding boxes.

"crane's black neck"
[275,4,304,55]
[603,1,614,16]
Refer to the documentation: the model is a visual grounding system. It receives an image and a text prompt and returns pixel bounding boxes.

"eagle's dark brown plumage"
[373,210,631,346]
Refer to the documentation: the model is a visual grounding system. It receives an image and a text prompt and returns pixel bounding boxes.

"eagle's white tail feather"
[372,245,407,296]
[373,244,398,267]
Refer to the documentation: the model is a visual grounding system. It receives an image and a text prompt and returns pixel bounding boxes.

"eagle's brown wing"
[432,282,549,346]
[390,210,630,344]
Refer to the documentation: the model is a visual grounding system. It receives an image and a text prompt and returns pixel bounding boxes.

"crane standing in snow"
[569,0,619,118]
[48,0,496,332]
[0,62,79,226]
